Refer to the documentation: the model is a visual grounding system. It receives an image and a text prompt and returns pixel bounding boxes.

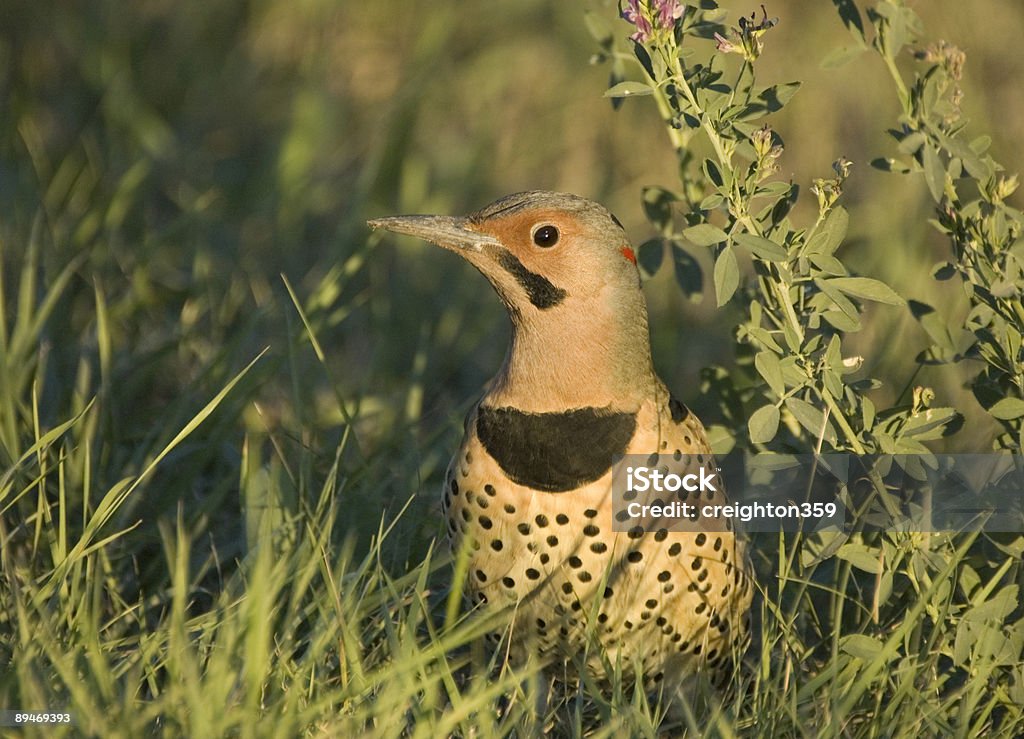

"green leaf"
[871,157,912,174]
[897,132,926,155]
[713,246,739,306]
[922,144,945,203]
[862,396,876,431]
[744,81,802,118]
[785,397,837,443]
[805,206,849,256]
[808,253,847,276]
[671,243,703,302]
[748,404,780,444]
[829,277,905,306]
[642,186,678,230]
[964,585,1018,623]
[699,193,726,210]
[937,131,993,180]
[705,424,735,456]
[821,310,861,332]
[604,81,653,99]
[766,81,802,108]
[754,352,785,396]
[702,158,726,189]
[903,407,960,440]
[820,44,866,70]
[841,634,883,660]
[836,543,881,573]
[684,223,728,247]
[815,278,860,320]
[637,239,665,279]
[970,135,992,155]
[584,11,614,47]
[989,398,1024,420]
[734,233,787,261]
[832,0,866,42]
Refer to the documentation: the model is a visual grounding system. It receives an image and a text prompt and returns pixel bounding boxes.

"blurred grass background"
[2,0,1023,555]
[3,2,1024,733]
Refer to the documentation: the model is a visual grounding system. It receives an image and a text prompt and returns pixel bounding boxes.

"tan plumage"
[369,191,752,690]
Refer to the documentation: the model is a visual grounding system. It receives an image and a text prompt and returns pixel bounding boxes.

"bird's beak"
[367,215,502,253]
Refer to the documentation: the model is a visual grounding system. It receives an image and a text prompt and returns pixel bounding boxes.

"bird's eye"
[532,225,559,248]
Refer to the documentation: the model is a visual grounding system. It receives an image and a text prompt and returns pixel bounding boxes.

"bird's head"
[368,191,655,408]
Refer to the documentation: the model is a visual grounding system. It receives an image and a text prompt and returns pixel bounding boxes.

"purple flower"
[653,0,684,28]
[714,32,737,54]
[622,0,654,43]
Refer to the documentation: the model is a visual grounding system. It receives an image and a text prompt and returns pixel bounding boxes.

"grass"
[2,0,1024,736]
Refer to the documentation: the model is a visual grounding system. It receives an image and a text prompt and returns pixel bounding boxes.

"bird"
[368,190,752,693]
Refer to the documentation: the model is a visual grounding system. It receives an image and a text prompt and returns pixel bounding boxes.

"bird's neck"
[484,292,657,412]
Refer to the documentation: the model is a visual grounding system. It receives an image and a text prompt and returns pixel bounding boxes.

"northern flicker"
[368,191,752,690]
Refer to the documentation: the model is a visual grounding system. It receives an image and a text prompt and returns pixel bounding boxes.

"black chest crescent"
[475,406,637,493]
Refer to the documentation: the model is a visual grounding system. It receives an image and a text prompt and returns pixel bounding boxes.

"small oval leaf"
[604,81,654,98]
[748,404,781,444]
[713,246,739,306]
[842,634,883,660]
[989,398,1024,420]
[684,223,729,247]
[734,233,787,261]
[754,351,785,396]
[828,277,905,306]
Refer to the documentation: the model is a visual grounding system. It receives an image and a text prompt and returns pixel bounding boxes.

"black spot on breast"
[495,250,567,309]
[476,406,637,493]
[668,395,690,423]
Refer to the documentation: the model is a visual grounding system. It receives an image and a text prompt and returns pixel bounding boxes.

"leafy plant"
[589,1,961,458]
[865,0,1024,452]
[588,1,1024,735]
